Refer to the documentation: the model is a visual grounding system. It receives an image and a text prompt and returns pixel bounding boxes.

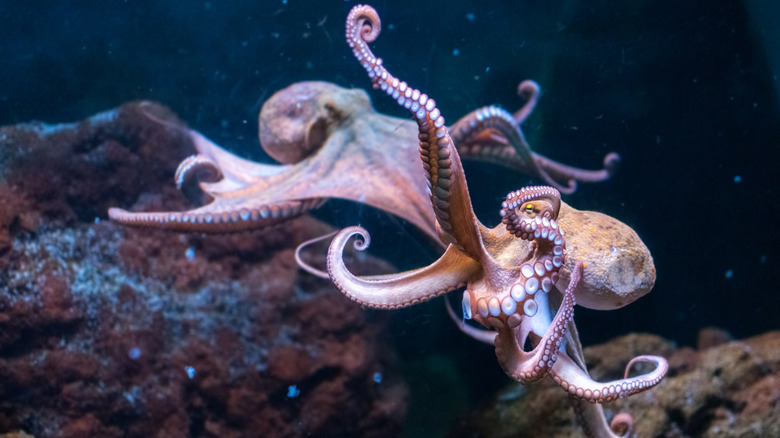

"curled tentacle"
[327,226,481,309]
[451,105,535,168]
[451,102,617,194]
[346,5,484,259]
[500,186,563,241]
[551,353,668,403]
[571,400,635,438]
[513,80,541,124]
[175,154,224,190]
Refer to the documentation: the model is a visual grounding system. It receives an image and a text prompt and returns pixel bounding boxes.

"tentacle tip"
[107,207,127,220]
[350,5,381,43]
[603,152,621,175]
[517,80,541,99]
[609,412,634,437]
[624,354,668,379]
[346,226,371,251]
[560,179,577,195]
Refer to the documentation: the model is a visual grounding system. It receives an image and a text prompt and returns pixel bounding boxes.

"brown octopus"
[325,5,668,438]
[107,83,617,240]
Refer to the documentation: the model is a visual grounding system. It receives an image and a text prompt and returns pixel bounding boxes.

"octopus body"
[109,41,617,236]
[328,5,668,437]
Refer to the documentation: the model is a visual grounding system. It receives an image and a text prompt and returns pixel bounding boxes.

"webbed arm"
[327,226,480,309]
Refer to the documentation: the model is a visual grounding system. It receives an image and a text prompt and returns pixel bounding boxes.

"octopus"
[324,5,668,437]
[107,80,617,241]
[105,3,664,436]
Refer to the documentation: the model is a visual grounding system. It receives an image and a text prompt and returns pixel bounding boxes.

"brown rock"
[454,330,780,438]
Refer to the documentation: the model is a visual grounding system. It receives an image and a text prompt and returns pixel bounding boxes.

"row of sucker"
[500,186,562,238]
[513,262,578,383]
[450,105,516,147]
[449,105,534,165]
[553,355,669,403]
[108,198,326,232]
[346,5,463,250]
[463,185,571,382]
[486,261,580,384]
[466,252,563,323]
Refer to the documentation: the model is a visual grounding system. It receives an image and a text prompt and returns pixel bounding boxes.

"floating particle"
[128,347,141,360]
[185,247,195,260]
[733,175,741,183]
[466,13,475,21]
[453,48,460,56]
[287,385,300,398]
[373,372,383,383]
[724,269,733,279]
[185,366,196,379]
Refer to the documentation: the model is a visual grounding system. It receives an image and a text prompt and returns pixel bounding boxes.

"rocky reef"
[0,103,406,438]
[452,328,780,437]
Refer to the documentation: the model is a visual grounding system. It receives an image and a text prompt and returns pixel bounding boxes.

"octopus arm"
[550,352,668,403]
[187,129,292,185]
[570,400,636,438]
[450,105,535,169]
[346,4,485,260]
[494,261,580,384]
[108,197,325,233]
[531,152,621,195]
[327,226,480,309]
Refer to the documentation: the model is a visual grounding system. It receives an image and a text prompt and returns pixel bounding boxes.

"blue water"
[2,0,778,435]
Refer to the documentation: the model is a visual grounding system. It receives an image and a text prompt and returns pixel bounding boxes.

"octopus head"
[259,81,372,164]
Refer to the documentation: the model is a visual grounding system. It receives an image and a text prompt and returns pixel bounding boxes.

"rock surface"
[0,103,407,438]
[452,328,780,437]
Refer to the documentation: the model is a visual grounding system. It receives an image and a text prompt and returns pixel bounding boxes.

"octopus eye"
[521,202,539,218]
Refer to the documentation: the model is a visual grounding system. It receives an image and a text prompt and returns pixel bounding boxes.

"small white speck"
[185,366,196,379]
[724,269,733,279]
[733,175,741,183]
[452,48,460,56]
[185,247,195,260]
[466,13,475,21]
[287,385,300,398]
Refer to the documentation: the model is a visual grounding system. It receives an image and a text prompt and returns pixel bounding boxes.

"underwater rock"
[451,329,780,437]
[0,103,407,437]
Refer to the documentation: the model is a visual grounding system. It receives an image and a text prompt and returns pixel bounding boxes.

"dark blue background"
[2,0,778,358]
